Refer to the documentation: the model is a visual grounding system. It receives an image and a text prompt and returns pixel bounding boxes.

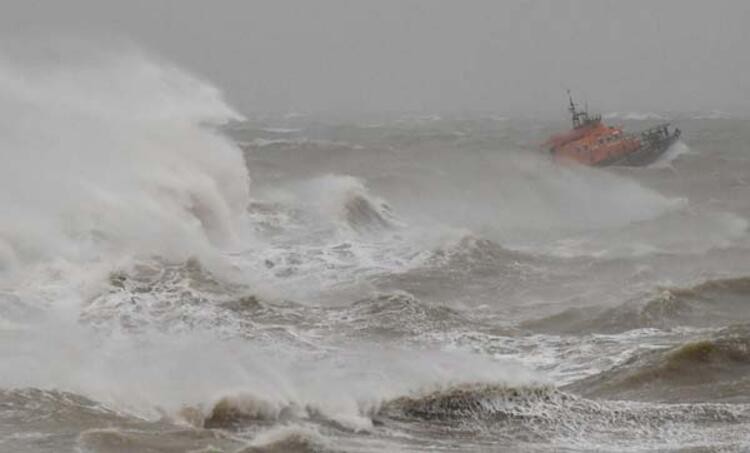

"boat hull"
[594,132,680,167]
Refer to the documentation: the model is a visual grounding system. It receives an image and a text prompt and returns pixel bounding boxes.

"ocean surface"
[2,55,750,452]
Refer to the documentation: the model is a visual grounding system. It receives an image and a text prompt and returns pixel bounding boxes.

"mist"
[1,0,748,115]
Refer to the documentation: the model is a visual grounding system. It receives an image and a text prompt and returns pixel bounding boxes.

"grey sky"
[2,0,749,115]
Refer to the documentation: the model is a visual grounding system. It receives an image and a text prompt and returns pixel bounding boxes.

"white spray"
[0,49,250,281]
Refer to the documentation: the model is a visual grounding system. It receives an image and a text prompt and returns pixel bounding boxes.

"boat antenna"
[567,90,581,128]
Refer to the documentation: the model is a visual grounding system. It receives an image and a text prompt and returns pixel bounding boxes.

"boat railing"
[640,123,673,141]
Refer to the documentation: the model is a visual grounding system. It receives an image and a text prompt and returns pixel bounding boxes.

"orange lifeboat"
[547,94,681,167]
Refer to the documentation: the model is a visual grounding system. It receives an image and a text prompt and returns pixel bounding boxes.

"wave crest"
[238,426,333,453]
[568,325,750,402]
[380,383,565,421]
[526,276,750,334]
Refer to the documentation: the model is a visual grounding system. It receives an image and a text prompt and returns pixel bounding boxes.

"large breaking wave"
[0,48,250,281]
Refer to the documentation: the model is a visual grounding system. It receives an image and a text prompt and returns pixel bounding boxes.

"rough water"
[3,53,750,453]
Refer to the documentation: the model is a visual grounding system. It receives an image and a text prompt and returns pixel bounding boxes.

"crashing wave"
[204,394,302,428]
[0,50,251,278]
[82,258,248,332]
[237,426,334,453]
[379,383,566,421]
[648,141,692,168]
[337,292,472,340]
[376,381,750,451]
[343,194,396,234]
[525,276,750,335]
[567,324,750,403]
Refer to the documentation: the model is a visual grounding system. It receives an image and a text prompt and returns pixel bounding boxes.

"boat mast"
[568,90,582,128]
[567,90,598,128]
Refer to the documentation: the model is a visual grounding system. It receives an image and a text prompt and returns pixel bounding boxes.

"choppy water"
[2,53,750,452]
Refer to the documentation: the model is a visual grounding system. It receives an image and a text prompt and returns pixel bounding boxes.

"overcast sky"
[2,0,749,115]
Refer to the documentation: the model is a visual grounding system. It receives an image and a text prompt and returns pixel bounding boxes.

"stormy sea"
[3,55,750,453]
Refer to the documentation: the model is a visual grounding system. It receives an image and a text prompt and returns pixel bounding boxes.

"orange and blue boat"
[546,93,681,166]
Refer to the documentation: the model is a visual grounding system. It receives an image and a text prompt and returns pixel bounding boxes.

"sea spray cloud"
[0,49,250,276]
